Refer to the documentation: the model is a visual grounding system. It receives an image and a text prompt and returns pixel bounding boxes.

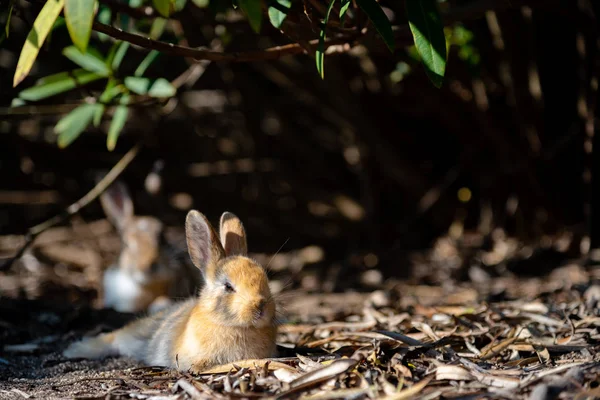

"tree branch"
[92,21,355,61]
[90,0,539,62]
[0,143,142,271]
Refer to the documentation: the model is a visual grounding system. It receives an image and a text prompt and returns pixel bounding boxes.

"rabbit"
[99,180,201,314]
[62,210,278,373]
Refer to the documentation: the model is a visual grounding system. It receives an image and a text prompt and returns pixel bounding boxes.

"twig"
[16,0,537,67]
[173,379,206,399]
[87,0,540,64]
[92,21,353,62]
[0,143,141,271]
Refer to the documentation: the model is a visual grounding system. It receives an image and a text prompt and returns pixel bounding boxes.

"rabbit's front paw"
[62,333,118,360]
[188,360,211,375]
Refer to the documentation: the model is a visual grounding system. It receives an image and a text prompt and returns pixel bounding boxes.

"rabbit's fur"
[99,181,200,313]
[63,210,278,373]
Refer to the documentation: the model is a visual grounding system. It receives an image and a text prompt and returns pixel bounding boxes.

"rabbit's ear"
[186,210,225,282]
[219,212,248,257]
[99,181,134,232]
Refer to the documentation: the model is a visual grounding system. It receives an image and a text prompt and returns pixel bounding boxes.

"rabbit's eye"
[224,282,236,293]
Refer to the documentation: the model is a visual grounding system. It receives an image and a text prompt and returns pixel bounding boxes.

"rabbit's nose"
[256,299,267,318]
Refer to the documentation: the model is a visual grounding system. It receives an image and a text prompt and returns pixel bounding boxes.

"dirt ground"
[2,225,600,399]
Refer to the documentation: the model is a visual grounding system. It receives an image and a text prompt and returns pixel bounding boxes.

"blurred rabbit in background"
[99,180,201,314]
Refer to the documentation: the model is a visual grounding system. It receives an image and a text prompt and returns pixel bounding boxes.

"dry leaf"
[199,359,296,375]
[379,376,433,400]
[435,365,473,381]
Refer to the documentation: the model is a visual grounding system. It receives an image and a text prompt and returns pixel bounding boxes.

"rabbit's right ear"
[185,210,225,282]
[219,212,248,257]
[99,180,134,232]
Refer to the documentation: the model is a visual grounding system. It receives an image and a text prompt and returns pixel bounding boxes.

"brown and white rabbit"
[63,210,278,373]
[99,181,200,314]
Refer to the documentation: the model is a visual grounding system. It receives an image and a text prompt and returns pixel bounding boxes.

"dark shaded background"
[1,0,599,298]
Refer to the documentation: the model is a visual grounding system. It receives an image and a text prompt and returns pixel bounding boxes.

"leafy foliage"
[153,0,175,17]
[3,0,16,40]
[448,25,480,73]
[54,103,101,148]
[110,41,130,71]
[13,0,65,87]
[268,0,291,29]
[238,0,263,33]
[107,94,130,151]
[62,46,110,76]
[355,0,394,52]
[405,0,447,88]
[9,0,451,150]
[64,0,98,53]
[18,69,105,101]
[316,0,337,79]
[339,0,350,26]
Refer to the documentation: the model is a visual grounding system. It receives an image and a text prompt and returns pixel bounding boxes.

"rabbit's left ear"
[185,210,225,283]
[219,212,248,257]
[99,180,134,232]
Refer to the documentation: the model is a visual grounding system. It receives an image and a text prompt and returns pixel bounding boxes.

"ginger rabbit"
[63,210,278,373]
[99,180,200,313]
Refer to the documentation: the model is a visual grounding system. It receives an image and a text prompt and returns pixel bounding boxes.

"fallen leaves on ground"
[2,227,600,399]
[2,279,600,399]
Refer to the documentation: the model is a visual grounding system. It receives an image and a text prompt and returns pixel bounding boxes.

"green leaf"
[239,0,262,33]
[11,98,25,107]
[99,79,123,103]
[405,0,447,88]
[339,0,350,26]
[93,104,105,127]
[63,46,110,75]
[148,78,176,97]
[316,0,336,79]
[107,94,130,151]
[5,0,15,38]
[149,17,167,39]
[54,103,99,148]
[64,0,98,53]
[36,69,80,85]
[268,0,290,29]
[111,41,130,71]
[153,0,174,17]
[174,0,187,11]
[124,77,176,97]
[18,69,104,101]
[192,0,209,7]
[134,50,160,77]
[355,0,394,52]
[13,0,65,87]
[124,76,151,95]
[105,41,119,66]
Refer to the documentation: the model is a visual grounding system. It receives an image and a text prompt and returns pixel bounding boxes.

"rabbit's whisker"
[265,237,290,272]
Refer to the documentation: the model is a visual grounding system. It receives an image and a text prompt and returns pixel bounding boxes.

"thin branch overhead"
[0,143,142,271]
[88,0,535,62]
[92,22,354,62]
